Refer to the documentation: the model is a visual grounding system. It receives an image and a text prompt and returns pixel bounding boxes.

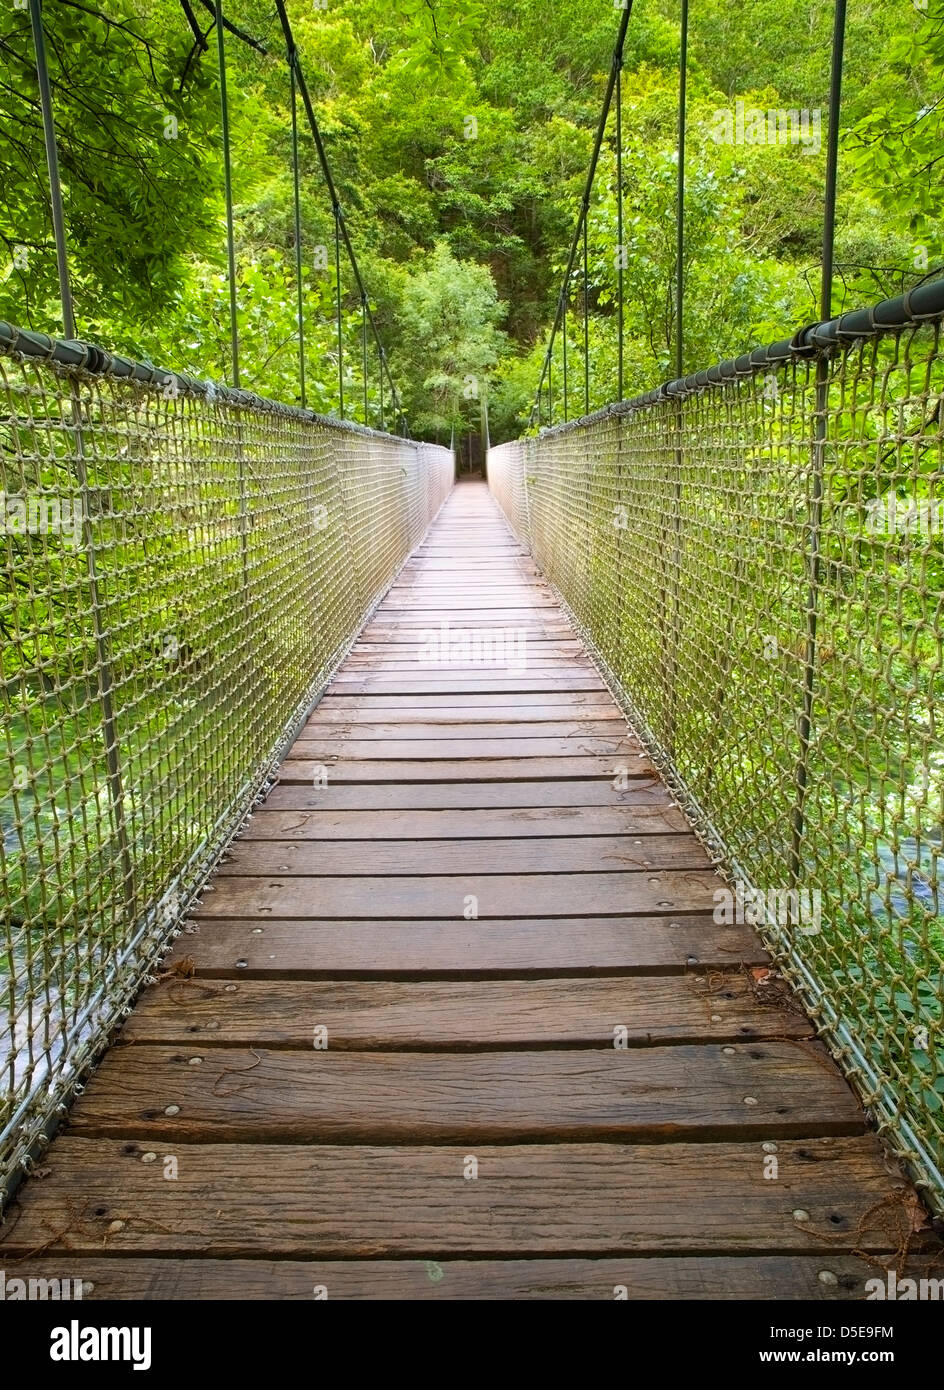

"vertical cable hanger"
[215,0,239,386]
[616,54,624,402]
[532,0,636,428]
[361,294,369,425]
[27,0,136,913]
[675,0,689,381]
[289,54,306,407]
[379,346,385,431]
[789,0,847,885]
[334,204,344,418]
[273,0,406,433]
[582,201,590,415]
[27,0,74,338]
[819,0,846,324]
[562,287,569,421]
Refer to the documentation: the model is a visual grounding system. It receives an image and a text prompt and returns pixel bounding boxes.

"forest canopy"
[0,0,941,442]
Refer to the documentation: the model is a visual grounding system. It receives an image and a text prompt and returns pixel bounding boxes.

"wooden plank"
[318,692,612,708]
[363,613,563,624]
[350,645,585,657]
[300,719,627,739]
[279,756,652,782]
[360,625,574,639]
[0,1136,907,1256]
[326,678,607,694]
[370,591,552,599]
[359,635,575,647]
[367,594,553,606]
[391,568,537,572]
[371,611,554,624]
[0,1254,889,1300]
[66,1043,861,1144]
[306,705,623,724]
[194,869,721,919]
[382,588,547,598]
[368,601,557,610]
[238,805,691,839]
[165,914,765,975]
[290,736,637,759]
[348,654,585,666]
[218,835,711,877]
[259,780,670,810]
[124,974,812,1048]
[344,646,585,658]
[341,659,593,672]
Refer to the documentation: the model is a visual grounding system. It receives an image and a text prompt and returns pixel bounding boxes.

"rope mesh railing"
[0,322,452,1202]
[489,282,944,1212]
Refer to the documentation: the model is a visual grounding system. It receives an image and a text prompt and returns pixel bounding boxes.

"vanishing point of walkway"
[0,481,925,1298]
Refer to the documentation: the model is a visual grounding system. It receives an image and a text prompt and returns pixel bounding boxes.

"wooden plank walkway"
[0,479,929,1300]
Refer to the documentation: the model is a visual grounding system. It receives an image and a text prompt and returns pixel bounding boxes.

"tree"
[396,241,505,439]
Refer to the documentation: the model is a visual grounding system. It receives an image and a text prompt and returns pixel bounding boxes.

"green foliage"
[0,0,220,343]
[844,0,944,252]
[0,0,941,439]
[396,241,505,437]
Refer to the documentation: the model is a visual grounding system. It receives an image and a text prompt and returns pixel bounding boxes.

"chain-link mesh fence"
[0,322,452,1202]
[489,285,944,1212]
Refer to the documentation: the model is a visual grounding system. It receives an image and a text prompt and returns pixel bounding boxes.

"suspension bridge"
[1,0,943,1299]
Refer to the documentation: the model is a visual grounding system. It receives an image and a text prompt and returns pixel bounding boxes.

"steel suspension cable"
[532,0,635,425]
[616,56,624,402]
[27,0,74,338]
[562,291,569,420]
[583,207,590,414]
[215,0,239,386]
[26,0,136,917]
[379,346,385,431]
[289,56,306,407]
[362,294,368,424]
[789,0,848,886]
[675,0,689,381]
[334,205,344,418]
[273,0,407,433]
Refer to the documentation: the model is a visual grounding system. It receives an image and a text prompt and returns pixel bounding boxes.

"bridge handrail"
[490,284,944,1212]
[0,327,452,1204]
